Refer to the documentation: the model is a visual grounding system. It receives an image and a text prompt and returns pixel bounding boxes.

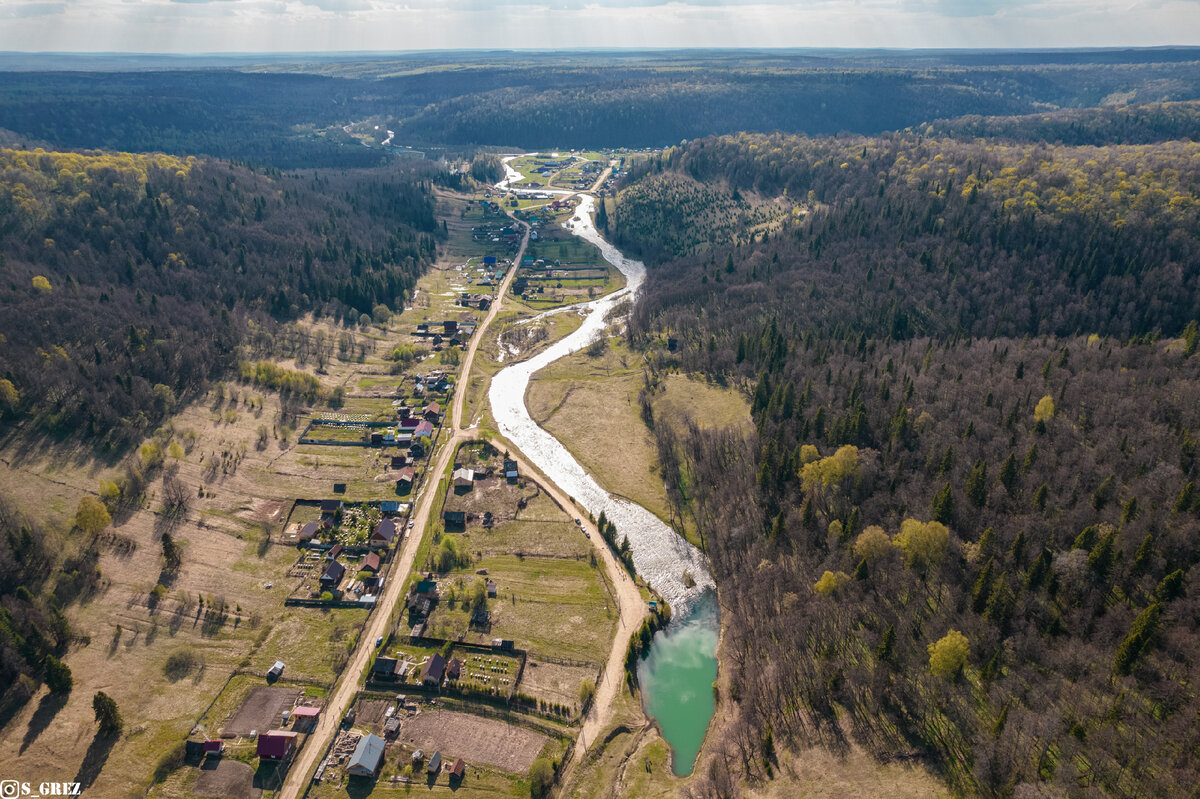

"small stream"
[489,157,719,775]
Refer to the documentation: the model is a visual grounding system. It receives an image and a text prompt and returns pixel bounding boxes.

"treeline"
[0,71,393,169]
[612,128,1200,796]
[0,147,438,449]
[617,133,1200,342]
[5,56,1200,160]
[921,100,1200,146]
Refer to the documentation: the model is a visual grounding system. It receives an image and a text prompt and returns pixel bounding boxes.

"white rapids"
[489,156,715,615]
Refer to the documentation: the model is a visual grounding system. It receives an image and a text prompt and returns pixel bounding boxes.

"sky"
[0,0,1198,53]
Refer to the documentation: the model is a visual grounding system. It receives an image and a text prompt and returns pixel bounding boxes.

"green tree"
[93,691,122,735]
[44,654,73,695]
[74,495,112,536]
[931,482,955,524]
[928,630,970,679]
[1113,603,1163,675]
[965,460,988,507]
[893,519,950,573]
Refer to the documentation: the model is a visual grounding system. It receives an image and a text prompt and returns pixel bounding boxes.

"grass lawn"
[426,554,616,666]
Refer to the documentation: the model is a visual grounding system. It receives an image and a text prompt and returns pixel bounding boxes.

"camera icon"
[0,780,22,799]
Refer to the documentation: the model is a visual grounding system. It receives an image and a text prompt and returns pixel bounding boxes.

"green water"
[638,591,720,776]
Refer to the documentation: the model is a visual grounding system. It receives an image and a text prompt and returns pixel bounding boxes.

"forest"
[0,147,438,450]
[614,129,1200,797]
[2,51,1200,161]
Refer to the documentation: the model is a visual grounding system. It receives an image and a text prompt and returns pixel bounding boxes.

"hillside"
[613,129,1200,797]
[0,148,437,450]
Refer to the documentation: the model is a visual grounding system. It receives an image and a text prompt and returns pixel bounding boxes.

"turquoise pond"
[637,591,720,776]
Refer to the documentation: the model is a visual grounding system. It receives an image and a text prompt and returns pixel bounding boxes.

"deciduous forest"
[615,125,1200,797]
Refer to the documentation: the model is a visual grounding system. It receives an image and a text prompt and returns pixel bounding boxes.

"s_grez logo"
[0,782,82,798]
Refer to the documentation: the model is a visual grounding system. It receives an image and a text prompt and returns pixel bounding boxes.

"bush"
[528,758,554,798]
[163,647,202,681]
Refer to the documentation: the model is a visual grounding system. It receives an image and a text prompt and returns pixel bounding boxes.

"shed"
[453,468,474,489]
[361,552,381,573]
[291,706,320,721]
[486,579,497,598]
[503,459,519,480]
[320,499,342,513]
[202,740,224,756]
[257,730,297,760]
[326,544,343,561]
[372,657,398,680]
[299,522,319,541]
[450,758,466,778]
[443,510,466,527]
[381,500,400,513]
[347,733,386,777]
[427,751,443,774]
[267,660,285,680]
[447,658,463,680]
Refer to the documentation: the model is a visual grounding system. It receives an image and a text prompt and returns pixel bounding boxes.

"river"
[489,157,719,775]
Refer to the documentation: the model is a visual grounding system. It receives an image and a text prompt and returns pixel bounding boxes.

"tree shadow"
[346,776,377,799]
[20,692,68,753]
[73,731,118,791]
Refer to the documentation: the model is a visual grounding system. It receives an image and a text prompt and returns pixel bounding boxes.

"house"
[361,552,381,573]
[453,468,474,489]
[299,522,319,541]
[446,658,462,680]
[486,579,497,598]
[347,733,386,777]
[503,459,519,480]
[423,402,441,421]
[371,519,396,546]
[257,730,297,760]
[450,758,466,779]
[395,467,416,492]
[320,560,346,589]
[414,421,434,440]
[372,657,398,681]
[267,660,285,680]
[320,499,342,513]
[443,510,466,528]
[427,751,443,774]
[422,653,447,686]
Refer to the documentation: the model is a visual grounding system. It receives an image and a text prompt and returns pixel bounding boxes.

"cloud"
[0,1,66,17]
[0,0,1197,51]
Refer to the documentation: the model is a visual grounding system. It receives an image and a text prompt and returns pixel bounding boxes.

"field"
[525,337,752,546]
[396,709,549,772]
